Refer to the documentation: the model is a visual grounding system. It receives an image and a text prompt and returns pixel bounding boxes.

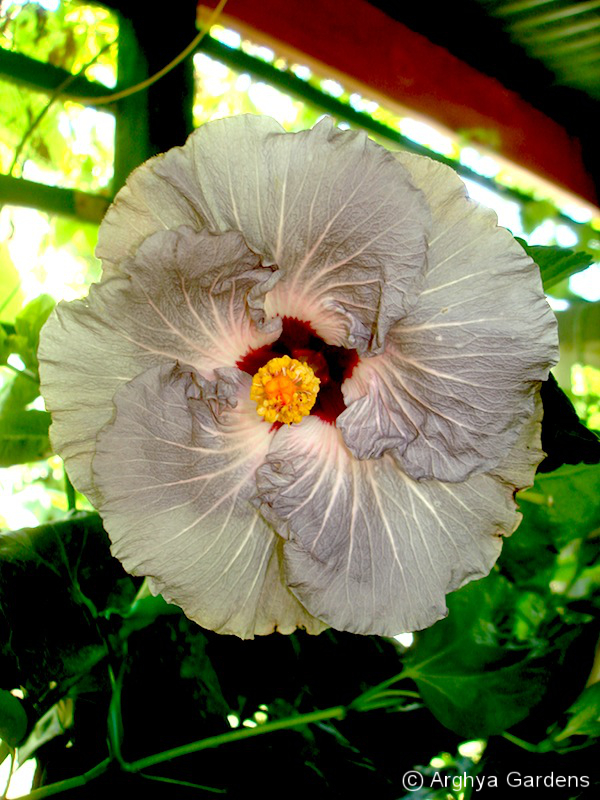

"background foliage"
[1,1,599,798]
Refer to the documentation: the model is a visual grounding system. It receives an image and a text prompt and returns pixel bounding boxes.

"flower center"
[250,355,320,424]
[238,317,359,424]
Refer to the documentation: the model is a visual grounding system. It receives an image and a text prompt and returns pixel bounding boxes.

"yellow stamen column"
[250,355,320,424]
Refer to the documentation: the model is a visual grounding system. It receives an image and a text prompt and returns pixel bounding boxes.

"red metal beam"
[202,0,597,204]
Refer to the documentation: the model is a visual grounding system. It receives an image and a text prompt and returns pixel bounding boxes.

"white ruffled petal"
[257,404,542,636]
[96,153,206,276]
[339,153,558,481]
[155,115,429,352]
[39,228,278,502]
[93,364,325,638]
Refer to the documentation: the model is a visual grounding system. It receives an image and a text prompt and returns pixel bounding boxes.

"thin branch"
[2,362,38,383]
[126,706,347,773]
[62,0,228,106]
[9,39,117,177]
[349,669,410,710]
[138,772,225,793]
[8,0,227,177]
[0,284,20,316]
[13,707,346,799]
[502,731,549,753]
[16,757,111,800]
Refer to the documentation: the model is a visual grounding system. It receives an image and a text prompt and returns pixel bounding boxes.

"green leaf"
[404,577,548,737]
[519,463,600,548]
[516,238,593,291]
[0,324,10,364]
[501,462,600,594]
[552,683,600,743]
[0,689,28,747]
[14,294,55,362]
[0,294,55,418]
[0,370,41,415]
[179,623,229,719]
[0,409,51,466]
[119,585,181,638]
[0,512,103,575]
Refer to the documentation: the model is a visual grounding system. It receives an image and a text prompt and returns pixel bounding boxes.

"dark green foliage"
[405,577,550,738]
[539,374,600,473]
[0,689,28,747]
[0,513,131,700]
[0,472,597,799]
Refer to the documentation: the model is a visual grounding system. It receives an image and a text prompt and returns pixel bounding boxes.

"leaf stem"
[2,362,38,383]
[17,757,111,800]
[138,772,226,793]
[366,689,420,699]
[107,662,126,765]
[0,285,20,316]
[350,669,411,709]
[64,470,77,511]
[63,0,228,106]
[126,705,346,773]
[8,38,117,177]
[502,732,549,753]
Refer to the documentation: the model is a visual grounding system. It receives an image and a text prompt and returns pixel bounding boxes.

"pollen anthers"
[251,355,320,424]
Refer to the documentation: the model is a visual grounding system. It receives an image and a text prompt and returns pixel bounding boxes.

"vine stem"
[19,670,417,797]
[126,705,346,773]
[17,758,111,800]
[502,732,547,753]
[2,362,38,383]
[9,0,227,175]
[8,39,116,177]
[60,0,228,106]
[17,706,346,799]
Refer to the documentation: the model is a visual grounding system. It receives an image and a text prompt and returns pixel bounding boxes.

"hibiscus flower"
[39,115,558,638]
